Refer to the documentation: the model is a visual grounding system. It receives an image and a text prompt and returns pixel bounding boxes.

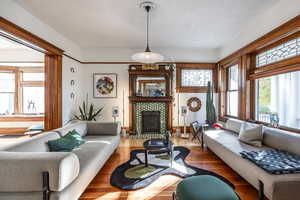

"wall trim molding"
[63,53,215,65]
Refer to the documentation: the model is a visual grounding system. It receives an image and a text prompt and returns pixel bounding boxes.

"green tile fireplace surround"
[135,102,167,134]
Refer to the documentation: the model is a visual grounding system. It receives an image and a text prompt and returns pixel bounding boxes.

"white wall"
[80,64,218,127]
[0,0,84,124]
[82,47,218,63]
[219,0,300,59]
[82,64,129,126]
[62,57,84,125]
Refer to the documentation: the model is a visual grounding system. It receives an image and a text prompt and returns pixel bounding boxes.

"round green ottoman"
[175,175,240,200]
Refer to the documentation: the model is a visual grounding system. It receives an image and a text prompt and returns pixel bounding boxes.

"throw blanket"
[240,149,300,175]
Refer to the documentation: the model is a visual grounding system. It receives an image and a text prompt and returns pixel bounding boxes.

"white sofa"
[203,119,300,200]
[0,121,121,200]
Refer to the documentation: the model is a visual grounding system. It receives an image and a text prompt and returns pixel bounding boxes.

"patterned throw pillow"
[47,129,85,152]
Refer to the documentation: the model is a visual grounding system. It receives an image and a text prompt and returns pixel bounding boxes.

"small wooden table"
[143,139,174,167]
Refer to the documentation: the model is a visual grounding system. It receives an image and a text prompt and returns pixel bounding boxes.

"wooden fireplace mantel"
[128,65,174,134]
[129,96,173,103]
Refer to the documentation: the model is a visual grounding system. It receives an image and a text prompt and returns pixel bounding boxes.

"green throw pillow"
[47,129,85,152]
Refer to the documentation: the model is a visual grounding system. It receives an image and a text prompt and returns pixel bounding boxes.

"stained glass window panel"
[181,69,212,87]
[256,37,300,67]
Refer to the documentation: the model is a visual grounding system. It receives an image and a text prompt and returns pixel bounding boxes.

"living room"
[0,0,300,200]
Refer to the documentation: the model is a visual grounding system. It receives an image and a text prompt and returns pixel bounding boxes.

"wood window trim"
[0,17,63,131]
[176,63,217,93]
[0,66,45,118]
[218,15,300,66]
[217,15,300,133]
[225,63,240,117]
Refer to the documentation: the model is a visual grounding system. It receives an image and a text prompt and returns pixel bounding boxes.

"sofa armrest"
[271,179,300,200]
[0,151,80,192]
[87,122,121,136]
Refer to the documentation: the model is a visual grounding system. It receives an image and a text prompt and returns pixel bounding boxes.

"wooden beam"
[0,17,64,55]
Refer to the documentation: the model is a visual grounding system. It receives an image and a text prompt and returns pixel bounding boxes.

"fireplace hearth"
[142,111,160,133]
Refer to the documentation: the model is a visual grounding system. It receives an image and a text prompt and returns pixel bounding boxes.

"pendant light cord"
[145,6,151,52]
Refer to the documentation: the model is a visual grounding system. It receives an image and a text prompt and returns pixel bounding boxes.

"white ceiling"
[14,0,279,52]
[0,36,28,50]
[0,36,44,62]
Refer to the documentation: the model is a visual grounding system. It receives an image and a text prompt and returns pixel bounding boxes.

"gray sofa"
[0,120,121,200]
[203,119,300,200]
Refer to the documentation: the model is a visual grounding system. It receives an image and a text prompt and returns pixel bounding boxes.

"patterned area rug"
[110,146,234,190]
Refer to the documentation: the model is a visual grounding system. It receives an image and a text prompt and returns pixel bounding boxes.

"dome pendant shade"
[132,2,163,64]
[131,51,164,64]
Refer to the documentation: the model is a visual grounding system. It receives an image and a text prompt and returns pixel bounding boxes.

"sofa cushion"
[239,122,263,147]
[263,127,300,156]
[47,130,85,152]
[5,132,61,152]
[87,122,120,135]
[204,130,300,200]
[49,135,120,200]
[225,118,243,133]
[54,121,87,137]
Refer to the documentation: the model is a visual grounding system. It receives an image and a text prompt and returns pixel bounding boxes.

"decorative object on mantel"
[206,81,217,125]
[141,64,159,70]
[93,73,117,98]
[164,63,176,71]
[112,106,119,123]
[74,95,103,121]
[187,97,202,112]
[181,106,189,139]
[131,1,164,64]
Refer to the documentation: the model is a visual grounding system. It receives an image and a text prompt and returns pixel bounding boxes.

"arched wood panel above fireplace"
[128,65,174,135]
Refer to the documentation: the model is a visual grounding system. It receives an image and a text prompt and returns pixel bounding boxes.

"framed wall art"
[93,73,117,98]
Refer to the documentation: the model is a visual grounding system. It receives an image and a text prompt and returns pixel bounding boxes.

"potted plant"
[74,98,103,121]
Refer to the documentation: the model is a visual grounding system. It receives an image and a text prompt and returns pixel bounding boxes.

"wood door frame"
[0,17,64,131]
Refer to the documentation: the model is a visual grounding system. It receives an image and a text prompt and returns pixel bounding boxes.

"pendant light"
[131,1,164,64]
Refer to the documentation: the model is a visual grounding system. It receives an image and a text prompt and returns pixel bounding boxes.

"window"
[256,70,300,129]
[226,65,238,117]
[181,69,212,87]
[176,64,215,93]
[256,37,300,67]
[0,67,44,115]
[0,72,15,114]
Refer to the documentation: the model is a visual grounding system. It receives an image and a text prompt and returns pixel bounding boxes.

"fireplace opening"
[142,111,161,133]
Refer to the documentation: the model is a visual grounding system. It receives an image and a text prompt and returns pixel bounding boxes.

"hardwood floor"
[80,137,260,200]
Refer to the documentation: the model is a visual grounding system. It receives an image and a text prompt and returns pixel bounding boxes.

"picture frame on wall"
[93,73,117,98]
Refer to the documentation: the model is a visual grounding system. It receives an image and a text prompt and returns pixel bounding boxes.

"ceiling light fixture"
[131,1,164,64]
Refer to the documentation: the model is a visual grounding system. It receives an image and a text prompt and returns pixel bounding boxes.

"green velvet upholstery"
[176,175,239,200]
[47,129,85,152]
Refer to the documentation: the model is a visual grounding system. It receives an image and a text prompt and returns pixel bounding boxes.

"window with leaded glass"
[256,37,300,67]
[181,69,212,87]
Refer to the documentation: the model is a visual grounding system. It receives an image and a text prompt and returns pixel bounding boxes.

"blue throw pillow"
[47,129,85,152]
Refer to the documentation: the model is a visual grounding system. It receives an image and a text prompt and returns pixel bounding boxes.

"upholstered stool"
[173,175,240,200]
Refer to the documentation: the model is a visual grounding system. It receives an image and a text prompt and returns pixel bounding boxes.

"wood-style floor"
[80,137,260,200]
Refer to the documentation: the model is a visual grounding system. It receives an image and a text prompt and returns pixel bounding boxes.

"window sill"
[0,115,44,122]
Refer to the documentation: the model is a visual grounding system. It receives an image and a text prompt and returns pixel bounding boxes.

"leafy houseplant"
[74,100,103,121]
[206,81,217,125]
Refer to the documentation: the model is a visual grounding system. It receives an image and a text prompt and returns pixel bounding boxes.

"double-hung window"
[226,65,239,117]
